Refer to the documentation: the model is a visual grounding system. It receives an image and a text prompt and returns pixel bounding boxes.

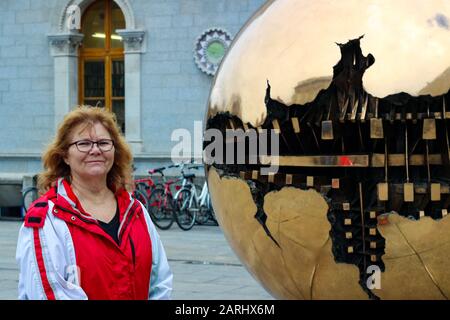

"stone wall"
[0,0,266,177]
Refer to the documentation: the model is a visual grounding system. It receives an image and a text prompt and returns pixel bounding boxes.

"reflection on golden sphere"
[208,0,450,126]
[205,0,450,299]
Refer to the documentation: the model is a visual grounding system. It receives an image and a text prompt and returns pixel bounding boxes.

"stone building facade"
[0,0,265,206]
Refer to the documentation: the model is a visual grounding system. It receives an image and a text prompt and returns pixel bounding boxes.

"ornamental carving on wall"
[194,28,232,76]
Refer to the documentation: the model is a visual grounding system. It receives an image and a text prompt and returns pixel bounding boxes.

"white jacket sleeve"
[16,211,88,300]
[140,203,173,300]
[16,224,46,300]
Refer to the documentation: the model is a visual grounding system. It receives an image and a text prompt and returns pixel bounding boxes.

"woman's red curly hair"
[37,106,133,193]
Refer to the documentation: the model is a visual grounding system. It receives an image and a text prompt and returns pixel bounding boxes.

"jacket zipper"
[118,198,135,239]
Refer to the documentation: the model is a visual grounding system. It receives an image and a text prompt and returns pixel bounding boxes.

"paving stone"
[0,221,274,300]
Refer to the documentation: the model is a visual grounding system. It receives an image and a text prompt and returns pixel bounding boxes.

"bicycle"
[174,163,216,230]
[196,181,217,226]
[145,165,183,230]
[173,163,206,230]
[175,163,217,227]
[134,161,203,231]
[134,165,173,202]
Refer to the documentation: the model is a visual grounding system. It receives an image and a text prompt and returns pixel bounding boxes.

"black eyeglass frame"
[68,139,115,153]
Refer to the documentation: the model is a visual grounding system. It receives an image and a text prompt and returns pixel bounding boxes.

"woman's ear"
[63,154,70,166]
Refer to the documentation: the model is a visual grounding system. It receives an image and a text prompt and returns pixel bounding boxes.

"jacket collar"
[54,178,135,223]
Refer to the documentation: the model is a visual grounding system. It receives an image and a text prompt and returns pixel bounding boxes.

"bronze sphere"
[204,0,450,299]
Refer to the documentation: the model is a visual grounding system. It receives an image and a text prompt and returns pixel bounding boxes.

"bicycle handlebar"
[147,162,203,176]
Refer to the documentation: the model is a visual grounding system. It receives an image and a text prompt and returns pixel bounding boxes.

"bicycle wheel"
[175,188,197,231]
[22,187,39,213]
[191,183,207,224]
[148,188,174,230]
[133,188,149,211]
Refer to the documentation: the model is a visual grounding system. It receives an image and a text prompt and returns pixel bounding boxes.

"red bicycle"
[134,165,182,230]
[133,167,159,215]
[148,176,182,230]
[133,164,178,204]
[133,167,162,208]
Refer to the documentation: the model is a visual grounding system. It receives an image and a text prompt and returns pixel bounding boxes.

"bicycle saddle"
[183,173,196,179]
[149,167,165,175]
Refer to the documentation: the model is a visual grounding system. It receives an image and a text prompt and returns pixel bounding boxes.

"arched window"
[79,0,125,132]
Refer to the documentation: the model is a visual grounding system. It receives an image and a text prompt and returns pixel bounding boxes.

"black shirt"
[98,204,120,245]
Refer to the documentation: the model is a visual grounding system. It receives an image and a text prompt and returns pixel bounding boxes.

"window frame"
[78,0,125,112]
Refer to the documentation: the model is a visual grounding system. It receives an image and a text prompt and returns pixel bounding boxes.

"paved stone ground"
[0,219,273,300]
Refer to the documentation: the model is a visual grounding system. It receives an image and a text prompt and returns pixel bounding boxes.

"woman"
[16,106,172,300]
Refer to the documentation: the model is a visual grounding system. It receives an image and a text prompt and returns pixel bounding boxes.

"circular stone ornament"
[194,28,232,76]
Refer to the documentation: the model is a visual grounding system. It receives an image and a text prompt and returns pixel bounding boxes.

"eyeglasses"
[68,139,115,153]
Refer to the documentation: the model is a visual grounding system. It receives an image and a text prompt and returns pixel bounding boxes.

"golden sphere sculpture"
[204,0,450,299]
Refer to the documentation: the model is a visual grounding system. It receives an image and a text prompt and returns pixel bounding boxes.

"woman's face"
[64,122,115,182]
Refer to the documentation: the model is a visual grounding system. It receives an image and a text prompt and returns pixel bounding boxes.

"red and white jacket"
[16,178,172,300]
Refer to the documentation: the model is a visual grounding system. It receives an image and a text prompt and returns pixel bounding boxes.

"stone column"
[48,32,84,130]
[117,29,146,154]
